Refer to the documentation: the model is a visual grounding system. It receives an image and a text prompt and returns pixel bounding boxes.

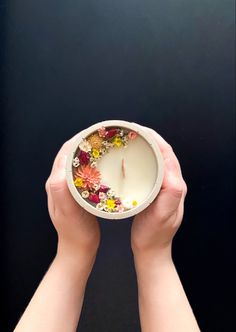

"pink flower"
[75,165,101,190]
[88,193,100,203]
[105,129,118,139]
[128,131,137,140]
[78,150,90,165]
[117,204,124,212]
[115,199,121,205]
[99,192,106,200]
[98,126,107,138]
[99,185,109,193]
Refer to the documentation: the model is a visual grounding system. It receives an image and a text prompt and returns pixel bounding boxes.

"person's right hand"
[45,136,100,261]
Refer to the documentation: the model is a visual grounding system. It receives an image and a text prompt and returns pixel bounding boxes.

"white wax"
[96,136,157,205]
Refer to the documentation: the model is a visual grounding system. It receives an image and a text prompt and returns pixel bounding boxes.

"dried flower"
[106,199,116,210]
[79,139,92,152]
[116,204,124,212]
[73,157,80,167]
[79,150,90,165]
[87,133,103,149]
[99,185,109,193]
[75,165,101,190]
[113,136,122,147]
[90,161,97,168]
[96,202,105,210]
[88,193,100,203]
[132,200,138,207]
[105,129,117,139]
[128,131,138,140]
[122,199,133,210]
[93,183,100,191]
[99,192,106,200]
[107,189,115,197]
[81,190,89,198]
[92,148,100,159]
[98,126,107,138]
[74,177,84,188]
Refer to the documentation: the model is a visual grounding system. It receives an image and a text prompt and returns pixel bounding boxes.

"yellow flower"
[113,136,122,147]
[92,148,100,159]
[132,200,138,207]
[106,199,116,210]
[74,177,84,188]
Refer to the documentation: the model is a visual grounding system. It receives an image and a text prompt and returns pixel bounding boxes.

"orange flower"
[75,165,101,190]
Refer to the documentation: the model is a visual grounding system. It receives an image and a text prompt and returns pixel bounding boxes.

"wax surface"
[96,136,157,205]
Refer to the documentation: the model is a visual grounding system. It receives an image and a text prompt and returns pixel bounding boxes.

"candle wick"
[122,158,126,178]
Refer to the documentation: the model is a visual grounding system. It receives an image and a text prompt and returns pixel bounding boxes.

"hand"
[131,127,187,258]
[45,136,100,261]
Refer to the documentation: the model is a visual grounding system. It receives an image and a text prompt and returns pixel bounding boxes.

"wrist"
[133,245,173,273]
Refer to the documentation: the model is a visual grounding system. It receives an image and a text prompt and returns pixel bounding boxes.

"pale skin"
[14,127,200,332]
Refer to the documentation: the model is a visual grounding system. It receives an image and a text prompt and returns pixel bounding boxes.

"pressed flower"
[88,193,100,203]
[73,157,80,167]
[79,150,90,165]
[96,202,105,210]
[81,190,89,198]
[128,131,138,140]
[105,129,118,139]
[106,199,116,210]
[87,134,103,149]
[132,200,138,207]
[93,183,100,191]
[92,148,100,159]
[98,126,107,138]
[75,165,101,190]
[99,192,106,200]
[74,177,84,188]
[116,204,124,212]
[79,139,92,152]
[107,189,115,197]
[99,184,109,193]
[113,136,122,147]
[122,199,133,210]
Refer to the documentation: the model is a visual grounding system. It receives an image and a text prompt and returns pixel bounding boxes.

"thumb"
[49,155,78,214]
[155,158,184,219]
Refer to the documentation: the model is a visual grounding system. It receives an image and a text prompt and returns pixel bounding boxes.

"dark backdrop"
[1,0,235,331]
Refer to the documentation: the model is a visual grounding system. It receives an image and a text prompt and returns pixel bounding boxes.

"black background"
[1,0,235,331]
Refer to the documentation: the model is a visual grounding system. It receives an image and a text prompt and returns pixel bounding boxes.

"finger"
[48,154,79,215]
[133,123,182,176]
[50,132,82,176]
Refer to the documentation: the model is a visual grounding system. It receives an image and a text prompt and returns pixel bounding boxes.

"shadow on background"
[1,0,235,331]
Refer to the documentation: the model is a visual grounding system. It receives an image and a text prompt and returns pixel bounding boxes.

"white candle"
[66,120,164,220]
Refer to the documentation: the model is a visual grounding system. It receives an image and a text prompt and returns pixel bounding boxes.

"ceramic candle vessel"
[66,120,164,219]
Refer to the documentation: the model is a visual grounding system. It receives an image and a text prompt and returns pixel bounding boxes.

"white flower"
[79,139,92,152]
[107,189,115,197]
[73,157,80,167]
[93,184,100,191]
[96,202,105,210]
[122,199,133,210]
[90,161,97,168]
[99,192,106,200]
[100,148,106,155]
[81,190,89,198]
[119,129,124,137]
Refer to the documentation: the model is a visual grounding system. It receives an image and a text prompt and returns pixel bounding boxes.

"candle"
[66,120,164,219]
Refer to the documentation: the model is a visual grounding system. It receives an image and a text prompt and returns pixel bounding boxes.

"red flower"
[79,150,90,165]
[105,129,117,139]
[88,193,100,203]
[99,185,109,193]
[115,199,121,205]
